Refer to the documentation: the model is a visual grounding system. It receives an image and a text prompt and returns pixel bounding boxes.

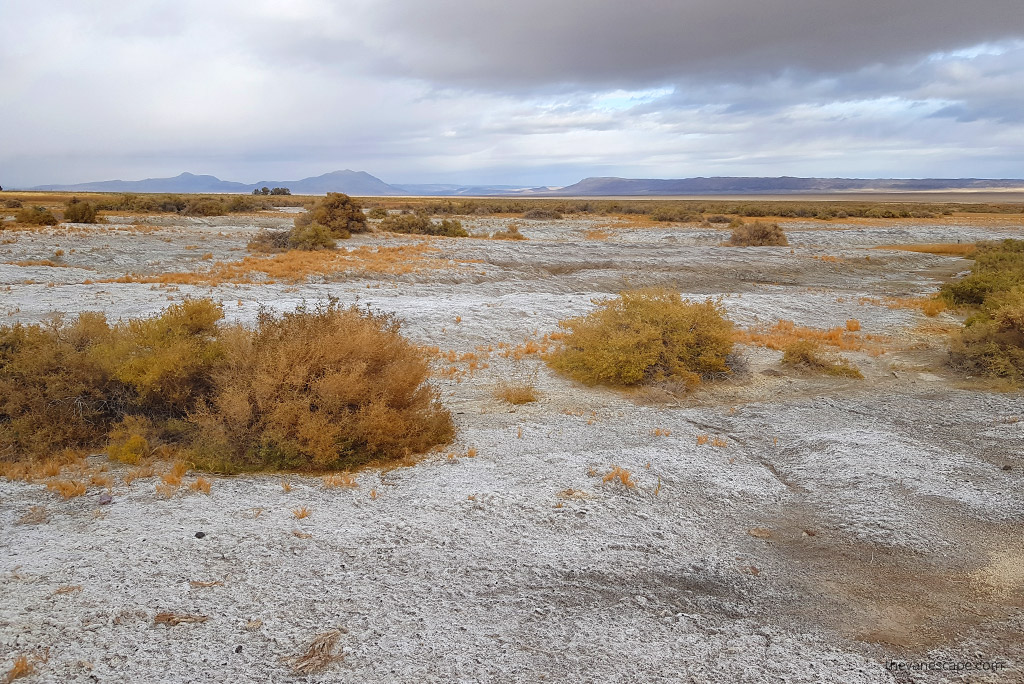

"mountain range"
[23,171,1024,196]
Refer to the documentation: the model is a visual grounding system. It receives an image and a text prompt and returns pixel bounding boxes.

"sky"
[2,0,1023,187]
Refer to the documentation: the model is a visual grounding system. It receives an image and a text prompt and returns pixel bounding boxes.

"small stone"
[1001,464,1013,471]
[98,492,112,505]
[195,532,206,539]
[234,645,242,654]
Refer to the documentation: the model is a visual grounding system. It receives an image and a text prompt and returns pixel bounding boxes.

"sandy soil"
[1,211,1023,682]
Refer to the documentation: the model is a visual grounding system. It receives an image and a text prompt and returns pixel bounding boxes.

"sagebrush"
[0,300,454,470]
[547,289,734,388]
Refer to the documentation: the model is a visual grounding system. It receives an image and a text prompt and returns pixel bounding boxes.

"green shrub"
[15,206,58,226]
[780,340,862,378]
[941,240,1024,306]
[727,221,788,246]
[63,198,99,223]
[294,193,368,239]
[547,289,734,387]
[939,240,1024,384]
[288,222,337,251]
[187,303,454,472]
[949,287,1024,381]
[379,213,468,237]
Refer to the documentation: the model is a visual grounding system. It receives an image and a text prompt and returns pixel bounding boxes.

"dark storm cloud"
[355,0,1024,88]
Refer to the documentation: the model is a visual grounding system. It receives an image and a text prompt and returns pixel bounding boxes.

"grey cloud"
[355,0,1024,89]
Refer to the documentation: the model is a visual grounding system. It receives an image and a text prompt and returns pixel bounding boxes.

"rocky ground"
[1,210,1022,682]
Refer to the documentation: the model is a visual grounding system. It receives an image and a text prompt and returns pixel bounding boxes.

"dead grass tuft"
[292,506,311,519]
[154,612,208,626]
[492,378,538,404]
[602,466,636,489]
[16,505,49,525]
[189,477,211,494]
[46,479,87,499]
[285,629,344,675]
[727,221,788,247]
[4,656,33,683]
[781,340,864,378]
[323,473,358,489]
[734,318,885,353]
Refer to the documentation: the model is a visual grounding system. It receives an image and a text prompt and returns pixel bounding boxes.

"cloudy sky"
[2,0,1023,187]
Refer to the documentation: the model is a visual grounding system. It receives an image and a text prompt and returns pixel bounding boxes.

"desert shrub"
[780,340,863,378]
[183,198,227,217]
[522,208,562,220]
[106,415,155,465]
[4,199,23,209]
[379,213,468,237]
[949,287,1024,381]
[367,206,388,219]
[246,229,291,253]
[727,221,789,246]
[15,206,58,226]
[96,299,225,416]
[1,299,454,469]
[547,289,734,387]
[491,224,527,240]
[940,240,1024,306]
[294,193,368,239]
[187,303,454,472]
[705,214,731,224]
[650,207,701,223]
[63,198,99,224]
[939,240,1024,383]
[288,222,337,251]
[0,312,115,462]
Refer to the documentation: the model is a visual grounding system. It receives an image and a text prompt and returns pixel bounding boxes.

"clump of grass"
[189,477,211,494]
[5,655,34,682]
[846,319,861,332]
[546,288,734,388]
[323,473,358,489]
[492,377,538,404]
[46,479,87,499]
[292,506,311,519]
[727,220,788,246]
[491,224,527,240]
[781,340,863,378]
[602,466,636,489]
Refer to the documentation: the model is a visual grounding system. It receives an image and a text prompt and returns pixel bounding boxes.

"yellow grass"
[874,243,977,256]
[98,243,453,285]
[323,473,358,489]
[734,319,887,352]
[602,466,636,489]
